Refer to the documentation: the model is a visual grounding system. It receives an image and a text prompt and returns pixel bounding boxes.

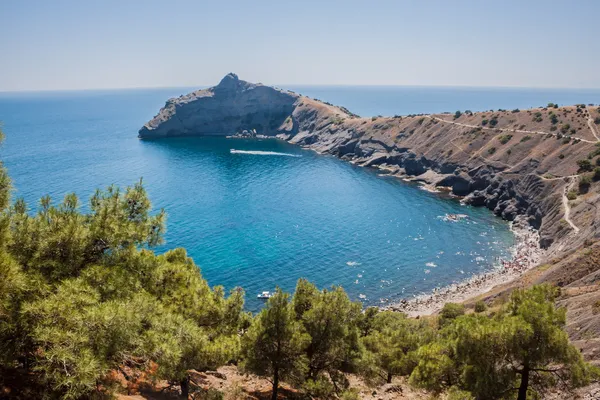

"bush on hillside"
[577,159,594,172]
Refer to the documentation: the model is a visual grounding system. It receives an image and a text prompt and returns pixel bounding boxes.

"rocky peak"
[214,73,244,93]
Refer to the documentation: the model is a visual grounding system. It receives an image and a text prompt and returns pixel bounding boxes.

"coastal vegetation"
[0,128,596,399]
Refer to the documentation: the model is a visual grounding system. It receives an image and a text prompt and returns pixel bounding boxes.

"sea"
[1,85,599,311]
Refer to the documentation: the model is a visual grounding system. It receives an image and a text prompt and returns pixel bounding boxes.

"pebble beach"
[385,218,543,316]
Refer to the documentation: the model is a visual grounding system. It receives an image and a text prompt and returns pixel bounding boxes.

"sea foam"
[230,149,301,157]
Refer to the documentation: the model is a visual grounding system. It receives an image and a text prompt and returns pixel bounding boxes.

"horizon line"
[2,82,600,95]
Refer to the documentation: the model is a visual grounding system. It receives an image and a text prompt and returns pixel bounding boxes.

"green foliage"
[295,281,362,381]
[454,111,462,119]
[410,341,459,392]
[0,176,245,398]
[410,285,595,399]
[487,147,496,155]
[577,159,593,172]
[532,112,543,122]
[302,375,335,398]
[439,303,465,326]
[361,311,433,384]
[567,190,578,200]
[520,135,532,143]
[241,288,309,400]
[497,134,513,144]
[474,301,487,313]
[579,175,592,193]
[339,388,361,400]
[489,117,498,127]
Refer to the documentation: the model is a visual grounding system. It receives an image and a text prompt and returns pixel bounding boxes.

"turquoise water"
[2,86,595,310]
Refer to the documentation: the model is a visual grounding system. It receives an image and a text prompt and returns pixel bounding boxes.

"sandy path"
[427,115,597,144]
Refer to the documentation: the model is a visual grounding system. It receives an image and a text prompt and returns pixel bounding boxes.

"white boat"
[257,291,273,299]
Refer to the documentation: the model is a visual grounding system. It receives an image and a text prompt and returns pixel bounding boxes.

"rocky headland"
[141,74,600,361]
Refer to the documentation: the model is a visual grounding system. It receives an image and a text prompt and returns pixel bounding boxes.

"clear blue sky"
[1,0,598,91]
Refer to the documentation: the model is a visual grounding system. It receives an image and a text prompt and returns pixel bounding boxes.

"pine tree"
[410,285,596,399]
[294,282,362,384]
[241,288,309,400]
[362,311,432,383]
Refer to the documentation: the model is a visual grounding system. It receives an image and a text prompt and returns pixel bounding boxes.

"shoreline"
[383,217,543,316]
[296,141,546,316]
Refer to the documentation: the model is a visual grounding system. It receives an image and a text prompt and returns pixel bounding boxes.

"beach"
[384,216,543,316]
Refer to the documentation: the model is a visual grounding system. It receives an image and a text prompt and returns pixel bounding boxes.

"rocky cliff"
[140,74,600,256]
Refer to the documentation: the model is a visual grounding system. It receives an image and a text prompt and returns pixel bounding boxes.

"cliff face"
[140,74,600,255]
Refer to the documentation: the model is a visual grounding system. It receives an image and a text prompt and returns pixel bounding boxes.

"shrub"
[488,147,496,154]
[533,112,543,122]
[331,115,345,125]
[594,167,600,181]
[561,124,571,134]
[474,301,487,313]
[439,303,465,326]
[579,175,592,193]
[340,389,361,400]
[577,159,593,172]
[498,134,512,144]
[511,108,520,113]
[593,301,600,315]
[489,118,498,127]
[559,154,565,159]
[567,191,578,200]
[550,114,559,124]
[594,117,600,125]
[520,135,532,143]
[454,111,462,119]
[481,119,488,126]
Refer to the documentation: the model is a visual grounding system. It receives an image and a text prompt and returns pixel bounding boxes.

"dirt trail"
[427,115,597,144]
[562,176,580,233]
[586,109,600,141]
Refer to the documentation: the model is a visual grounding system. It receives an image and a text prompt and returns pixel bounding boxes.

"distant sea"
[1,85,598,310]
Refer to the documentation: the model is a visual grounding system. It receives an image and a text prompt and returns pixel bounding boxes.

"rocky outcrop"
[139,73,351,139]
[140,74,600,255]
[140,73,296,138]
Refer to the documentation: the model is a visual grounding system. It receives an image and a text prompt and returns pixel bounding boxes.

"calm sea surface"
[1,86,598,310]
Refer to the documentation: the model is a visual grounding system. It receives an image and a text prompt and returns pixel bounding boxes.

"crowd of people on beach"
[385,224,542,316]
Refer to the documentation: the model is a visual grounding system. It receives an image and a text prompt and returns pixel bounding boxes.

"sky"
[0,0,598,91]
